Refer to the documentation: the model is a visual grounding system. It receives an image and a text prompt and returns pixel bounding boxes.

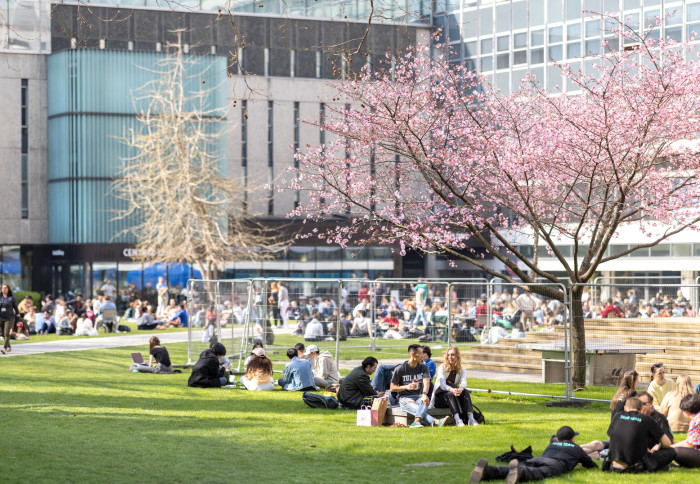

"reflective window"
[92,263,117,299]
[514,32,527,48]
[549,26,563,43]
[568,23,582,40]
[481,38,493,54]
[531,29,545,46]
[497,35,510,51]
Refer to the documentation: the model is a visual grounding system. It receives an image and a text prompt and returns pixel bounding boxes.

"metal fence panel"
[569,282,700,404]
[186,279,250,364]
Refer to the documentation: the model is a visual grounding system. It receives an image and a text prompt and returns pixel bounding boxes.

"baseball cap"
[556,426,579,441]
[252,347,266,357]
[305,344,319,354]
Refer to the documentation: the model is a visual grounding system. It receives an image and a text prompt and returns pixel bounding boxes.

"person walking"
[0,284,20,354]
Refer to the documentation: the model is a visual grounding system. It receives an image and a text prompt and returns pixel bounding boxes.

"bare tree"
[113,33,287,280]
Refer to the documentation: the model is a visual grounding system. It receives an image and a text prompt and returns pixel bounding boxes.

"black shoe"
[469,458,488,483]
[506,459,520,484]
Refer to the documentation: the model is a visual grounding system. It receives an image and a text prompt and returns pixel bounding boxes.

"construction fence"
[185,277,700,403]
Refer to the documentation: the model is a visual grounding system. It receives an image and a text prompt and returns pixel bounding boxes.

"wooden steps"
[460,317,700,384]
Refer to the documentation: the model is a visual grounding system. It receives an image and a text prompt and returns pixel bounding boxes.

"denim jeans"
[371,364,397,393]
[399,394,434,425]
[412,305,428,327]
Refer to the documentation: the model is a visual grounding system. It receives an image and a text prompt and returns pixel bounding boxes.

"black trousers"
[642,448,676,471]
[484,457,566,481]
[674,447,700,468]
[434,389,473,419]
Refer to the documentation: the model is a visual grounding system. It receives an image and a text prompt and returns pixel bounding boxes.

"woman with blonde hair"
[660,374,695,432]
[611,370,638,417]
[429,346,478,426]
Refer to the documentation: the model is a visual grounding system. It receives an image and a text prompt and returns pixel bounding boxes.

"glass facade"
[437,0,700,94]
[47,49,227,243]
[61,0,431,23]
[0,0,51,53]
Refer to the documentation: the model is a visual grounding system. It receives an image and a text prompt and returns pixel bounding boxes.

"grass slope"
[0,342,694,483]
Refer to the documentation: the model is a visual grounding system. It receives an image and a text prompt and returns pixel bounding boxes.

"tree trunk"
[569,285,587,390]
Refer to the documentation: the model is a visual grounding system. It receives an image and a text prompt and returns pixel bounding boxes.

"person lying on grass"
[469,425,597,483]
[188,342,228,388]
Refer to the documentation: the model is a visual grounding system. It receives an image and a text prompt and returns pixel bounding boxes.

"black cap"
[211,342,227,356]
[556,426,579,441]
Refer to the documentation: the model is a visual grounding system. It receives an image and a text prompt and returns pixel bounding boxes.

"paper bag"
[372,397,388,425]
[356,407,377,426]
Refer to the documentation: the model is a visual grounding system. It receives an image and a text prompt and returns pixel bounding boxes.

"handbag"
[472,403,485,424]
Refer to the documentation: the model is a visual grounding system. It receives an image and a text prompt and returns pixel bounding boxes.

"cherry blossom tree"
[285,15,700,388]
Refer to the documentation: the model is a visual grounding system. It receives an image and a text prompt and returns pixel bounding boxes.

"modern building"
[2,0,474,306]
[433,0,700,290]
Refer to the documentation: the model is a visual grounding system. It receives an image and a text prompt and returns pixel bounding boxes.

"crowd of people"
[583,288,696,319]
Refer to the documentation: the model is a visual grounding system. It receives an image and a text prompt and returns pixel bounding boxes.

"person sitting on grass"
[304,310,325,342]
[277,348,317,392]
[648,363,675,407]
[638,391,674,444]
[306,344,340,389]
[606,396,675,473]
[390,344,448,428]
[660,374,695,432]
[338,356,380,409]
[671,393,700,468]
[75,313,98,336]
[131,336,174,374]
[469,425,597,483]
[611,370,638,418]
[240,348,274,391]
[244,341,265,370]
[430,346,479,427]
[188,342,228,388]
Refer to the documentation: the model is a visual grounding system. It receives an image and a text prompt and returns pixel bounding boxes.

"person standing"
[156,276,168,318]
[0,284,20,354]
[411,281,429,328]
[278,281,289,329]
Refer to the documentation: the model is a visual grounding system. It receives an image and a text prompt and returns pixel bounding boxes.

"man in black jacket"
[470,426,597,483]
[188,342,227,388]
[337,356,379,409]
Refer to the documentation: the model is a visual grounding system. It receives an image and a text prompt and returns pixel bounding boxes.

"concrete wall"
[0,53,49,244]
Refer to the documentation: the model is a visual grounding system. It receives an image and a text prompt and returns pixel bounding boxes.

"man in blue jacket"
[277,348,317,391]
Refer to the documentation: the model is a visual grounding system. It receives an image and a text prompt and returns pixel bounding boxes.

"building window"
[21,78,28,219]
[320,102,326,206]
[241,100,248,211]
[267,100,274,215]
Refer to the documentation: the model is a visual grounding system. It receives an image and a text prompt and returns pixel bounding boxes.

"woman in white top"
[75,315,98,336]
[430,346,479,427]
[240,348,274,391]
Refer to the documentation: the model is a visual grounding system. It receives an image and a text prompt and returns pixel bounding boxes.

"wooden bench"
[383,406,452,425]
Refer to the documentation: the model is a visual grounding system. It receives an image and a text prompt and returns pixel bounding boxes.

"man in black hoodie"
[188,342,227,388]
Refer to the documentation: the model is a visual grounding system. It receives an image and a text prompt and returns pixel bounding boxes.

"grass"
[1,341,695,483]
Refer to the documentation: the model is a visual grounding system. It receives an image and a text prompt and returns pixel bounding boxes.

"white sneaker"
[455,418,466,427]
[468,417,479,426]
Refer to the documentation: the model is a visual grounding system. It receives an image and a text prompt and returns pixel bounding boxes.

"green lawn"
[1,342,695,483]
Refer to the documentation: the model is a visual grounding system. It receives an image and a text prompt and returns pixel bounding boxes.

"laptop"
[131,353,148,365]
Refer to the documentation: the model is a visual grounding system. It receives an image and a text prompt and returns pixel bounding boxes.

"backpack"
[302,391,339,410]
[472,403,485,424]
